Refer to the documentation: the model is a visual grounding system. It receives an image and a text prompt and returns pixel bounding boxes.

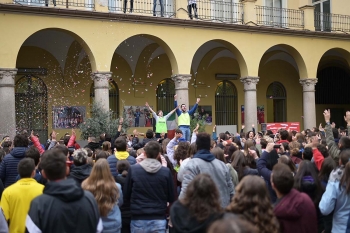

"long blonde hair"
[82,158,119,216]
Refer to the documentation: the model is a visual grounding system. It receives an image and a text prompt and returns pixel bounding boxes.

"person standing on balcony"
[174,94,200,142]
[188,0,198,19]
[123,0,134,14]
[153,0,164,17]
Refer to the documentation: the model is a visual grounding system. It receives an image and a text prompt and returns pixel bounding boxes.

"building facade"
[0,0,350,140]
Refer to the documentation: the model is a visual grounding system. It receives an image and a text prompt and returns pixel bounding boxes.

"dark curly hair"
[226,175,279,233]
[180,174,222,222]
[174,141,190,166]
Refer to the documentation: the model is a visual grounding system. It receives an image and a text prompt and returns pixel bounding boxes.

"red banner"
[266,122,300,134]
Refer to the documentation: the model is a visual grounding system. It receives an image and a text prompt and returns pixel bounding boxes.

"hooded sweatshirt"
[179,149,234,208]
[123,159,175,220]
[68,163,92,185]
[107,151,136,176]
[0,147,27,187]
[170,201,220,233]
[26,179,102,233]
[274,189,317,233]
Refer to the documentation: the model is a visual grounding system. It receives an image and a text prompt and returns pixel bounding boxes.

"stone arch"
[258,44,308,79]
[15,28,96,71]
[111,34,178,75]
[191,39,248,77]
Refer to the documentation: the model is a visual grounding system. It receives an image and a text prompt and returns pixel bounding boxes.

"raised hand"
[344,111,350,125]
[319,123,324,132]
[323,109,331,123]
[145,102,149,107]
[119,117,124,124]
[174,94,177,100]
[196,98,200,104]
[72,128,76,136]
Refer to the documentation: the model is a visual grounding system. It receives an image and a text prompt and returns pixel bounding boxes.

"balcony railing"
[108,0,175,17]
[195,0,243,24]
[315,12,350,32]
[256,6,304,28]
[13,0,94,8]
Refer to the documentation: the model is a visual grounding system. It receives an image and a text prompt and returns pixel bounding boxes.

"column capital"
[240,76,259,90]
[91,71,112,81]
[0,68,17,80]
[171,74,192,83]
[300,78,317,92]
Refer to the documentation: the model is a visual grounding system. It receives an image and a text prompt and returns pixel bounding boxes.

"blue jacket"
[101,183,123,233]
[174,100,198,117]
[0,147,27,187]
[257,151,277,203]
[319,166,350,233]
[107,154,136,177]
[123,163,175,220]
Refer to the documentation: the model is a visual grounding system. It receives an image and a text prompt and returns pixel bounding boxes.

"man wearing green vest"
[145,102,178,138]
[174,94,200,141]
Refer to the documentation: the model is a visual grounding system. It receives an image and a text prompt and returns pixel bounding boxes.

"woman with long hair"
[82,159,123,233]
[173,141,190,172]
[177,142,197,183]
[294,160,324,206]
[319,150,350,233]
[319,156,336,188]
[212,147,239,186]
[278,155,296,174]
[226,175,279,233]
[289,141,302,165]
[170,174,222,233]
[232,151,258,181]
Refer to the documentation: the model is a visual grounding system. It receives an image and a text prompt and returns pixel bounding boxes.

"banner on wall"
[52,106,86,129]
[241,105,265,124]
[264,122,300,134]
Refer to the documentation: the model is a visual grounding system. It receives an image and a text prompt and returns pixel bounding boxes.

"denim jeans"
[131,219,167,233]
[153,0,164,16]
[179,126,190,142]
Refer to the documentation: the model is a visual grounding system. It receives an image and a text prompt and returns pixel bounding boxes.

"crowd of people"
[0,105,350,233]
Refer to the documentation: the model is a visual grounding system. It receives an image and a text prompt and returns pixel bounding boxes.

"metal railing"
[256,5,304,28]
[194,0,243,23]
[315,12,350,32]
[109,0,175,17]
[13,0,94,8]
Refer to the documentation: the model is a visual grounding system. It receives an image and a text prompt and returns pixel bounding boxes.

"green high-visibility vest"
[178,112,190,126]
[156,117,167,133]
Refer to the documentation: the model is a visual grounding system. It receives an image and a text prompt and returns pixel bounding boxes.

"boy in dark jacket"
[124,141,175,233]
[108,137,136,176]
[272,163,317,233]
[0,134,28,187]
[26,149,102,233]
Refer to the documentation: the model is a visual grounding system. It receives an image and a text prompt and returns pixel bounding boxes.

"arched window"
[15,75,48,142]
[156,78,175,114]
[215,80,238,125]
[266,81,286,122]
[90,80,119,118]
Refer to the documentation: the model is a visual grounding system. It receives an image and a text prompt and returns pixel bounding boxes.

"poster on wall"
[123,105,153,128]
[52,106,86,129]
[190,105,213,125]
[241,105,265,124]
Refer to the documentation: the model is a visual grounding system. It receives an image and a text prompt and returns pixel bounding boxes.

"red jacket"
[312,148,324,171]
[274,189,317,233]
[31,136,45,155]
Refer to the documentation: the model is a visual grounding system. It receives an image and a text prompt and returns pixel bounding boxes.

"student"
[226,175,279,233]
[170,174,222,233]
[82,159,123,233]
[26,149,102,233]
[123,141,175,233]
[1,158,44,233]
[272,163,317,233]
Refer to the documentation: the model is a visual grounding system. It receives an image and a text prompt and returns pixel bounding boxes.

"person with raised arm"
[145,102,178,139]
[174,94,200,142]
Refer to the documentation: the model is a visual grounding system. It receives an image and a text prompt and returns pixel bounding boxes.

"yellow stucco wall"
[2,8,350,137]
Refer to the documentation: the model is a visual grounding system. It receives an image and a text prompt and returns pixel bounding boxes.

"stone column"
[171,74,192,108]
[300,78,317,130]
[240,76,259,132]
[0,68,17,139]
[91,71,112,112]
